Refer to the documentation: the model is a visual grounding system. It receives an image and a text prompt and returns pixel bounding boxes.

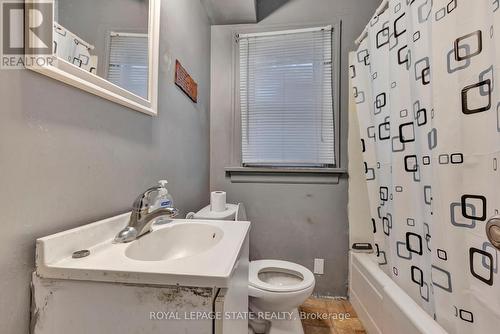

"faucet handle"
[132,186,161,211]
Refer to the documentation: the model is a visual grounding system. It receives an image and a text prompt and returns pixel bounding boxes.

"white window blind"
[107,33,148,99]
[239,26,335,167]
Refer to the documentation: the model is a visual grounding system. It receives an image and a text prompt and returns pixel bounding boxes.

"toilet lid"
[249,260,315,293]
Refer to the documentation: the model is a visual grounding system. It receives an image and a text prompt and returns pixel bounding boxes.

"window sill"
[225,167,347,184]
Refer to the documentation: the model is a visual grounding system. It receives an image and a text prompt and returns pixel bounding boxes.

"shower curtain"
[350,0,500,333]
[53,22,98,74]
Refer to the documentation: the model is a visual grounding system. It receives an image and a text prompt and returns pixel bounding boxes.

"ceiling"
[201,0,258,24]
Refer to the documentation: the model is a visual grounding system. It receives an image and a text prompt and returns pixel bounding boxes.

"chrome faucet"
[114,186,179,243]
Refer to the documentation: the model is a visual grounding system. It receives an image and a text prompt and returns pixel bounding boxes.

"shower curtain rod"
[238,25,333,39]
[355,0,389,45]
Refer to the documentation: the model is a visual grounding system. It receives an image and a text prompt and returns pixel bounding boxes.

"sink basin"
[125,223,224,261]
[35,213,250,287]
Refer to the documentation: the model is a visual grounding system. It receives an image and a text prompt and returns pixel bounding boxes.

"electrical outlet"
[314,258,324,275]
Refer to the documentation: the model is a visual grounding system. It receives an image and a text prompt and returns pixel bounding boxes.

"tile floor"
[299,297,366,334]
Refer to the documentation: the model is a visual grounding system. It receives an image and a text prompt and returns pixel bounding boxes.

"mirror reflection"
[53,0,150,98]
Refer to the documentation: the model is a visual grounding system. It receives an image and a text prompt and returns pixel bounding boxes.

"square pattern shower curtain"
[350,0,500,333]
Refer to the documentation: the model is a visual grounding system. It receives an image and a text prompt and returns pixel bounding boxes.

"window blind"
[239,26,335,167]
[107,33,148,99]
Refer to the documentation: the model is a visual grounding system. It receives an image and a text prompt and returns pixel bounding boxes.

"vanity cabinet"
[31,215,250,334]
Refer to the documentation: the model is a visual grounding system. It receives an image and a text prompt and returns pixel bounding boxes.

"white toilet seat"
[249,260,315,293]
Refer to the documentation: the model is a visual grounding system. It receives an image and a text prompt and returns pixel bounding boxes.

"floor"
[300,298,366,334]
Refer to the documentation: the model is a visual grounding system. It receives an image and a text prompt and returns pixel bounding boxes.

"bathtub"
[349,252,448,334]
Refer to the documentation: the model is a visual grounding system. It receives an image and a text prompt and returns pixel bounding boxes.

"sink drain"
[72,250,90,259]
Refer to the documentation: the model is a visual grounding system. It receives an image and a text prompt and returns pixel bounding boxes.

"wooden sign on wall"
[175,60,198,103]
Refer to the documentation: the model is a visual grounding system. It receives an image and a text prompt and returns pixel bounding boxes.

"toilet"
[188,202,316,334]
[249,260,315,334]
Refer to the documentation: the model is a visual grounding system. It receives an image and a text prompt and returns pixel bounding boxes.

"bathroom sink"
[35,213,250,288]
[125,223,224,261]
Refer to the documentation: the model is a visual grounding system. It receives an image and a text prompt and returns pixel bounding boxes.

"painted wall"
[210,0,380,296]
[0,1,210,333]
[57,0,149,76]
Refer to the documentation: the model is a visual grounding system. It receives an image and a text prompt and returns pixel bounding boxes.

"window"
[107,32,149,99]
[238,26,336,168]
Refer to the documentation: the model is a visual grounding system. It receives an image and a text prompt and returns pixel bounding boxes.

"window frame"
[227,23,344,181]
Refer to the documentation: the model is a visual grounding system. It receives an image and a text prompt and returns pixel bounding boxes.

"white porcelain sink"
[125,223,224,261]
[36,213,250,288]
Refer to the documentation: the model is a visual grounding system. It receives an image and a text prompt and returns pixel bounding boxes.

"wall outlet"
[314,258,324,275]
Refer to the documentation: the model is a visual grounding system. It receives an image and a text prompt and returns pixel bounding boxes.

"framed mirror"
[28,0,160,116]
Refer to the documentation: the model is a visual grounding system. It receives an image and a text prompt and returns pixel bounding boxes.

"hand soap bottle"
[153,180,174,224]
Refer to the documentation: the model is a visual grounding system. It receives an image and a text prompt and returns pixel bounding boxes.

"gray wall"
[0,1,210,333]
[57,0,149,76]
[210,0,379,296]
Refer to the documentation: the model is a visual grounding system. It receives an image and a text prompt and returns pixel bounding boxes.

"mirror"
[29,0,160,115]
[55,0,149,98]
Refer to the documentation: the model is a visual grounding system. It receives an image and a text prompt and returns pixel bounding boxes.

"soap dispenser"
[155,180,173,209]
[151,180,174,225]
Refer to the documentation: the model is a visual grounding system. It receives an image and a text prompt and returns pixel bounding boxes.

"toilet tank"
[189,203,247,221]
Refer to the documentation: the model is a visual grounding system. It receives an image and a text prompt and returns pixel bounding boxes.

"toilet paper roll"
[210,191,227,212]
